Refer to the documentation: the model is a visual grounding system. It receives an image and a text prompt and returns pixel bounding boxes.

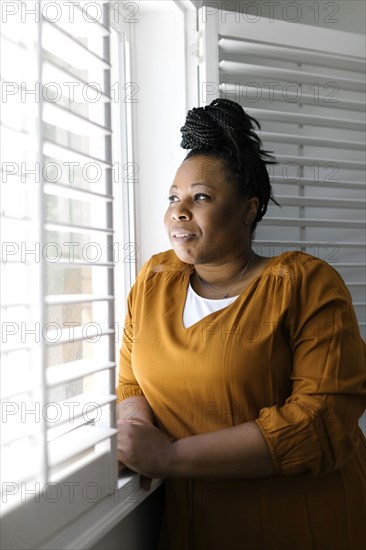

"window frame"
[1,2,121,547]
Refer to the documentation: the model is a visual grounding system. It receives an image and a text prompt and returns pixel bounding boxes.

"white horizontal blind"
[1,2,119,547]
[198,8,366,339]
[40,0,117,493]
[0,0,45,497]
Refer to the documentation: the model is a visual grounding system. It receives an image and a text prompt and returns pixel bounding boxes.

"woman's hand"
[117,422,175,480]
[116,397,157,489]
[117,419,155,490]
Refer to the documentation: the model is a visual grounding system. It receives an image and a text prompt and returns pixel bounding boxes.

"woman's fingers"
[119,418,152,427]
[117,450,127,465]
[117,423,174,478]
[140,475,152,491]
[118,454,152,490]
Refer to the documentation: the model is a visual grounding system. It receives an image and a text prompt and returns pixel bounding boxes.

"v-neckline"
[180,254,281,332]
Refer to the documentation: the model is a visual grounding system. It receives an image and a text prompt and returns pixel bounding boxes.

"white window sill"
[38,472,163,550]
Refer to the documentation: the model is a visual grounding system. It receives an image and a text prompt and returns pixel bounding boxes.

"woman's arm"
[170,420,275,478]
[117,420,275,479]
[117,396,155,489]
[116,396,155,466]
[116,396,155,426]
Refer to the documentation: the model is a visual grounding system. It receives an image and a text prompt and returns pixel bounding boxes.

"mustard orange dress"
[117,250,366,550]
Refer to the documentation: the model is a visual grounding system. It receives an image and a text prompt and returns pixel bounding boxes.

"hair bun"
[180,98,260,152]
[180,106,225,150]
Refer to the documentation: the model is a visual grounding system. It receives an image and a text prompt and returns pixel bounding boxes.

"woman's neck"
[191,252,271,300]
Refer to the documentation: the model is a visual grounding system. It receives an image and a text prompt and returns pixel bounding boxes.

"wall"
[90,484,165,550]
[130,3,188,269]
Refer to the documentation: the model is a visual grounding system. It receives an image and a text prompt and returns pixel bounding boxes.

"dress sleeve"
[255,257,366,478]
[116,259,151,404]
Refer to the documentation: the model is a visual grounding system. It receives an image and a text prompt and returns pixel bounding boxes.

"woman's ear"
[244,197,260,225]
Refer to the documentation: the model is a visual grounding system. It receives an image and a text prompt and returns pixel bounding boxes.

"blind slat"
[271,176,365,190]
[43,60,112,103]
[275,154,364,170]
[48,425,117,468]
[48,260,114,268]
[47,360,115,387]
[44,327,114,345]
[255,240,365,249]
[261,217,365,228]
[45,294,114,306]
[219,38,365,73]
[334,264,366,268]
[44,140,112,167]
[48,5,110,38]
[46,394,116,430]
[220,83,366,112]
[259,131,365,151]
[219,61,365,92]
[274,195,365,209]
[43,103,112,136]
[1,423,38,446]
[42,20,110,70]
[45,294,114,305]
[44,182,113,201]
[44,221,114,235]
[245,108,365,131]
[0,121,32,141]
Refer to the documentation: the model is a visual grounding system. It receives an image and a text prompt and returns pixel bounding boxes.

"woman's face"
[164,155,256,266]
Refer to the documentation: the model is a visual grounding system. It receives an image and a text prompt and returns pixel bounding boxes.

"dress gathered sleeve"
[255,257,366,478]
[116,259,150,404]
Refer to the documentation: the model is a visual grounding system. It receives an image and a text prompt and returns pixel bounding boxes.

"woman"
[116,99,366,549]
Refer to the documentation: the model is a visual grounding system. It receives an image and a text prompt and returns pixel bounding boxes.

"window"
[0,2,134,547]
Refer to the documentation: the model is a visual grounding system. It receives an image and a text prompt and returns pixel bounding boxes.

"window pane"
[45,229,113,262]
[43,155,111,194]
[45,194,110,230]
[46,300,110,327]
[47,370,110,403]
[46,333,112,367]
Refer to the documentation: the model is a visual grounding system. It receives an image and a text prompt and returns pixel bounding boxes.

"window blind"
[1,2,120,547]
[198,8,366,339]
[1,2,44,497]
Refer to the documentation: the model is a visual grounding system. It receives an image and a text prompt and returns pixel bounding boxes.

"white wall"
[90,484,164,550]
[130,3,189,268]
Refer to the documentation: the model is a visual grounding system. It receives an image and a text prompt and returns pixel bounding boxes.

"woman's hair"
[180,98,279,239]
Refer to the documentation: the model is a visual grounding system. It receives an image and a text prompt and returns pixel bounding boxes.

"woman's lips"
[171,232,197,244]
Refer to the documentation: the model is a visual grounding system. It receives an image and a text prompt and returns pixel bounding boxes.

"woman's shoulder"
[140,249,342,279]
[136,249,193,280]
[264,250,349,291]
[137,249,345,287]
[266,250,340,272]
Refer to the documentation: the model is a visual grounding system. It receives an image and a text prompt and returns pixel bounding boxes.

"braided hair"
[180,98,279,239]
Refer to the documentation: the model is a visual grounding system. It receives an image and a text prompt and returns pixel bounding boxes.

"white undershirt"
[183,281,239,328]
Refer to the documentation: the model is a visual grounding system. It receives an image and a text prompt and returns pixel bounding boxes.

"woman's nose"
[174,213,189,221]
[171,203,192,221]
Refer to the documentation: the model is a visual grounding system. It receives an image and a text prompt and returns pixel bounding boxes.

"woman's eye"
[168,193,210,203]
[194,193,210,201]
